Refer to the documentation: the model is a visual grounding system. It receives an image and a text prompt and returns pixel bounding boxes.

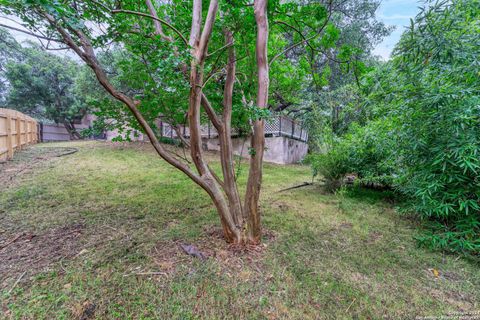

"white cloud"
[373,45,392,60]
[379,14,415,20]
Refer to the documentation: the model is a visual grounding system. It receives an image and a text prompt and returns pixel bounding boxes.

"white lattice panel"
[183,126,190,137]
[160,116,308,142]
[265,117,279,134]
[211,125,219,137]
[162,124,174,137]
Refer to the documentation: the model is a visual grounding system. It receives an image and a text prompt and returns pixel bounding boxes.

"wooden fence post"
[26,120,29,144]
[6,112,13,159]
[20,119,24,148]
[33,121,38,142]
[29,120,33,143]
[29,120,32,143]
[16,116,21,150]
[27,120,32,144]
[39,122,43,142]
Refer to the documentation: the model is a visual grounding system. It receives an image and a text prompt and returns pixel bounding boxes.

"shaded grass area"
[0,141,479,319]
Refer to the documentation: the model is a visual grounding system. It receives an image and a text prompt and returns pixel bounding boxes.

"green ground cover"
[1,141,478,319]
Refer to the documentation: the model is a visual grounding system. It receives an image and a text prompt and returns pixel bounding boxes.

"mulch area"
[146,226,277,279]
[0,223,85,290]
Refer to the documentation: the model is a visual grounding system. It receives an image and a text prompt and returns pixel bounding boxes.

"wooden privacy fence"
[0,108,38,161]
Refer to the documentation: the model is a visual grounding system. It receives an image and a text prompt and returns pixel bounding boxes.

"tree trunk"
[244,0,269,244]
[63,121,81,140]
[217,29,246,241]
[184,0,270,245]
[187,0,245,244]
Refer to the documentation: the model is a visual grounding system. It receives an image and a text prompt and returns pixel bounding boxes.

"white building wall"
[206,136,308,164]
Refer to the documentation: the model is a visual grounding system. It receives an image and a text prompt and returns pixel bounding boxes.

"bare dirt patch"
[0,146,78,188]
[0,223,85,289]
[148,227,276,278]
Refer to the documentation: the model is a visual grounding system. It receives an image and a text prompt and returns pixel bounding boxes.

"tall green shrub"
[308,119,397,189]
[310,0,480,255]
[391,0,480,255]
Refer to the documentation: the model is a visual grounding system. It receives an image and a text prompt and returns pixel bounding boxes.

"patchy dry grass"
[0,141,479,319]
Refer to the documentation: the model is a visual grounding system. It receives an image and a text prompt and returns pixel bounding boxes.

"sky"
[372,0,421,59]
[0,17,31,43]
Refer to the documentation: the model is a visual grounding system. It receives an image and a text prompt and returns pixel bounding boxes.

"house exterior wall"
[104,116,309,164]
[105,128,147,142]
[281,136,309,164]
[206,136,308,164]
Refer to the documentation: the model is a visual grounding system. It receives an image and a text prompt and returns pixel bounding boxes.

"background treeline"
[307,0,480,256]
[0,30,102,138]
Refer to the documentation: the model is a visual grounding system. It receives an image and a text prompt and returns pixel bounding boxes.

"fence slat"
[16,119,21,147]
[0,108,38,161]
[6,113,13,158]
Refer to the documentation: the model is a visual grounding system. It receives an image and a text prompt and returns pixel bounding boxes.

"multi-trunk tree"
[0,0,334,244]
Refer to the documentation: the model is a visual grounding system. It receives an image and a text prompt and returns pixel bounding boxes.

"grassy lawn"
[1,141,479,319]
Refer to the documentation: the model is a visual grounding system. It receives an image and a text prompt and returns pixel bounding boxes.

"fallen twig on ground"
[277,182,312,193]
[345,298,356,312]
[8,271,26,294]
[55,147,78,157]
[180,243,207,260]
[0,233,24,251]
[123,271,168,277]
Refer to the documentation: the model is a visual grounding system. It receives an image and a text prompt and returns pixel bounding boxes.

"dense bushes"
[310,0,480,256]
[308,120,397,190]
[400,97,480,254]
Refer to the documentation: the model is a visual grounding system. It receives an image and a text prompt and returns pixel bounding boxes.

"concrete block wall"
[206,136,308,164]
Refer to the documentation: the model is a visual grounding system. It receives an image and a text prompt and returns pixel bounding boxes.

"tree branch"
[207,40,234,58]
[189,0,202,47]
[0,23,63,43]
[269,1,333,66]
[145,0,173,42]
[41,11,208,190]
[111,9,188,46]
[201,93,223,130]
[173,125,191,148]
[197,0,219,59]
